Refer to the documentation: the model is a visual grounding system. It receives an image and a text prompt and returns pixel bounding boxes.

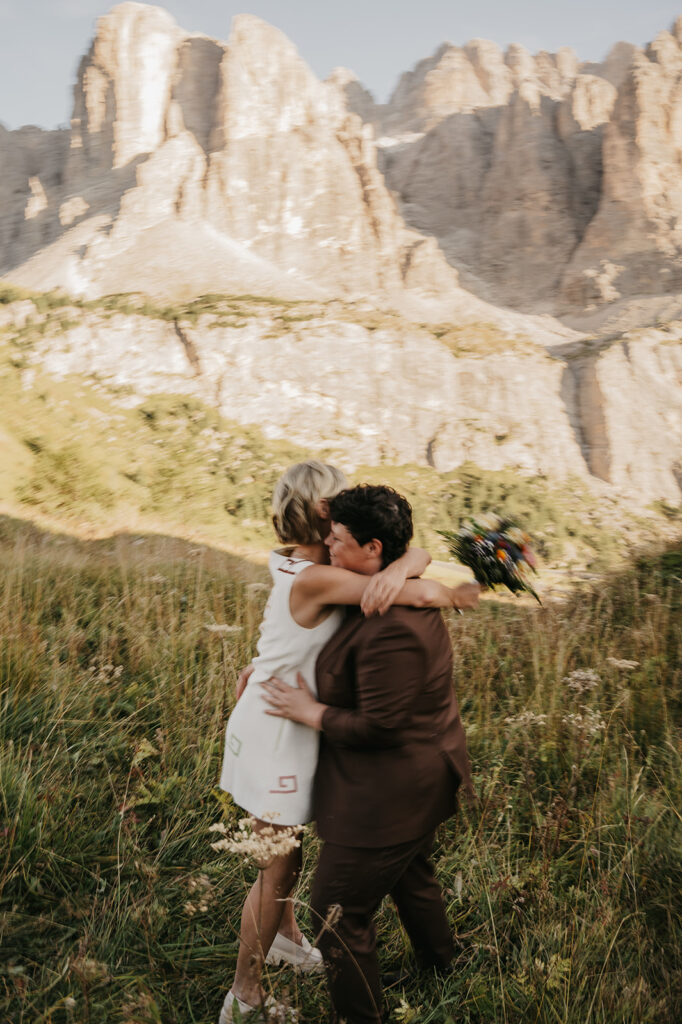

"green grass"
[427,322,542,359]
[0,517,679,1023]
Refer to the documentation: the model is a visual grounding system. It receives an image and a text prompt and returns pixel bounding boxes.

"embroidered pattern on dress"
[228,734,243,756]
[276,558,300,576]
[269,775,298,794]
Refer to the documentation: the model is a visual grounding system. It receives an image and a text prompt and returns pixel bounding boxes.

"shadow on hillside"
[0,512,269,585]
[1,508,679,614]
[379,100,602,315]
[1,152,150,277]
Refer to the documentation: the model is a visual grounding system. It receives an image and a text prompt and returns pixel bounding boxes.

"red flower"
[521,545,537,568]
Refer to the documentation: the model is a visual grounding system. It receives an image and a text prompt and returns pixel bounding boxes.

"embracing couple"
[218,461,480,1024]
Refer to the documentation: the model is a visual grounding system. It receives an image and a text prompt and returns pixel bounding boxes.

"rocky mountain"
[0,4,681,506]
[0,2,461,307]
[2,4,682,323]
[373,20,682,316]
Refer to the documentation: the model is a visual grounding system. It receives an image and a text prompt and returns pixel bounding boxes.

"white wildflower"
[562,707,606,736]
[210,815,302,866]
[475,513,499,531]
[563,669,600,694]
[187,873,213,894]
[184,873,215,912]
[606,657,639,671]
[394,996,423,1022]
[504,710,548,728]
[208,822,228,835]
[264,997,299,1023]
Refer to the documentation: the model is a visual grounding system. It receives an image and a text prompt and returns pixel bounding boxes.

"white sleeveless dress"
[219,551,344,826]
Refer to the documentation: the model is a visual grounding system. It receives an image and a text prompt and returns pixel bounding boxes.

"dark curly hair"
[329,485,413,567]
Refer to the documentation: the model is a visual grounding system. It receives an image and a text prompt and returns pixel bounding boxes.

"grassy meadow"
[1,513,680,1023]
[1,285,681,1021]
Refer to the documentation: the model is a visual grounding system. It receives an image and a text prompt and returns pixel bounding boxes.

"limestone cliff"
[380,40,579,136]
[561,21,682,307]
[6,4,682,319]
[4,297,680,504]
[1,2,458,304]
[379,40,627,312]
[376,19,682,316]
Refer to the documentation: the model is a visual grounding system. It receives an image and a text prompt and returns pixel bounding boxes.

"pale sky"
[1,1,681,129]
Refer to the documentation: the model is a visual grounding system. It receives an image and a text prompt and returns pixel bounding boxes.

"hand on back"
[235,663,254,700]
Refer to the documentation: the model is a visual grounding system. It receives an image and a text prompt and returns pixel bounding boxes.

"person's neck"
[289,542,329,565]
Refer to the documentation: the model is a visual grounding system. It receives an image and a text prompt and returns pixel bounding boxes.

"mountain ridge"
[3,3,682,327]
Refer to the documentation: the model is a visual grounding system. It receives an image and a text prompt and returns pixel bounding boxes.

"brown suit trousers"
[311,830,454,1024]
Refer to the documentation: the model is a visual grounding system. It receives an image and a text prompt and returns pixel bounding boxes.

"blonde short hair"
[272,461,347,545]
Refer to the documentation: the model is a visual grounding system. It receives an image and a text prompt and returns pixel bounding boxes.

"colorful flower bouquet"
[439,514,541,604]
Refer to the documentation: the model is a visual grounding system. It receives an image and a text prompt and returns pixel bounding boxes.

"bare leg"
[277,895,305,944]
[231,821,302,1007]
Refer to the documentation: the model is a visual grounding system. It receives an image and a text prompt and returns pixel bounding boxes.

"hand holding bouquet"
[439,514,541,604]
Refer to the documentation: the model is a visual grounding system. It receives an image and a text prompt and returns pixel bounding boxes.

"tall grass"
[0,517,680,1023]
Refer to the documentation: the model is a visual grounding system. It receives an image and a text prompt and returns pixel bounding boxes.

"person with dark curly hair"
[263,483,479,1024]
[218,470,478,1023]
[326,484,414,569]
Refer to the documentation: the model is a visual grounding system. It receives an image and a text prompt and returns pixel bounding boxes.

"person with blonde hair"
[218,461,479,1022]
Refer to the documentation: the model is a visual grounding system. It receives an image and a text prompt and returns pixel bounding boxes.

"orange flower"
[496,549,508,561]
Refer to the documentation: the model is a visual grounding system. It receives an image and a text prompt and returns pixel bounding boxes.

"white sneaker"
[218,991,296,1024]
[264,932,323,973]
[218,990,260,1024]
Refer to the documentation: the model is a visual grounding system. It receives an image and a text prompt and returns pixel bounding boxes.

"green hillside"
[1,287,676,571]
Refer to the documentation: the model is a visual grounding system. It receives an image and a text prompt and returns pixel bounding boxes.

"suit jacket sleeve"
[320,617,425,749]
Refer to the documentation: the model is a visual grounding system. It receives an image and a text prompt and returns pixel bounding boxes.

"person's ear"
[315,498,330,518]
[365,538,383,561]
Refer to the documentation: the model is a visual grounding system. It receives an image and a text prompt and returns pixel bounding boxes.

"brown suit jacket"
[313,606,474,848]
